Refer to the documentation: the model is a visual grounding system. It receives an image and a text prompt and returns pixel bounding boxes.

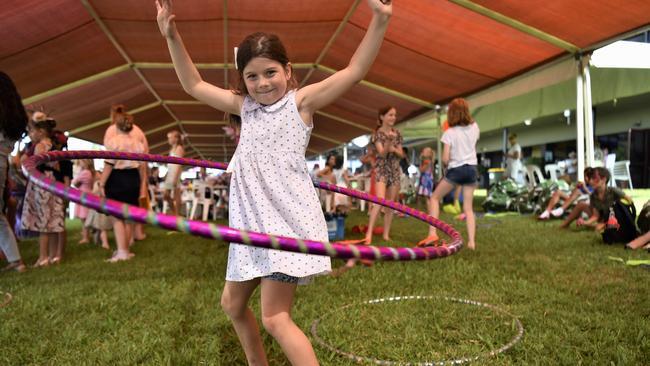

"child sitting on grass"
[538,167,594,220]
[560,167,632,231]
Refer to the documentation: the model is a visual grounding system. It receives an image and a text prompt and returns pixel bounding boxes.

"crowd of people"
[0,69,206,269]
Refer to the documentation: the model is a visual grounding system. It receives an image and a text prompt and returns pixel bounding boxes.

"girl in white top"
[505,133,523,184]
[163,130,185,216]
[420,98,480,250]
[156,0,391,364]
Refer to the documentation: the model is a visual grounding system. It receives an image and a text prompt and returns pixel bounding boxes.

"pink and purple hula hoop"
[22,151,462,261]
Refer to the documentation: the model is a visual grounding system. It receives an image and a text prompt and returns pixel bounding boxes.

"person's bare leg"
[382,184,400,241]
[221,279,268,366]
[560,189,581,211]
[35,233,50,265]
[100,230,110,249]
[134,223,146,241]
[365,182,387,244]
[462,185,476,249]
[545,190,566,212]
[427,179,455,237]
[164,190,176,216]
[453,186,462,213]
[174,187,182,217]
[112,220,131,258]
[559,202,589,228]
[626,231,650,249]
[126,223,134,248]
[48,232,60,262]
[79,226,90,243]
[54,230,66,261]
[261,279,318,366]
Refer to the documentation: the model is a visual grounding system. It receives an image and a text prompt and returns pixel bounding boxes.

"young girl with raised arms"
[156,0,391,364]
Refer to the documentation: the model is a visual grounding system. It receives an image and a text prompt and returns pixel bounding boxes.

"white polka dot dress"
[225,90,331,284]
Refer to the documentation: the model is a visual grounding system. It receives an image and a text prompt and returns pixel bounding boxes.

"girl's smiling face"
[242,57,291,105]
[379,108,397,127]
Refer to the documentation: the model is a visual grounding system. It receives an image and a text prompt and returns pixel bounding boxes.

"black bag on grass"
[637,200,650,234]
[601,200,639,245]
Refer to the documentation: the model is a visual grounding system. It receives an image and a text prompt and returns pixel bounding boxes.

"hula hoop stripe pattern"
[23,151,463,261]
[310,295,524,365]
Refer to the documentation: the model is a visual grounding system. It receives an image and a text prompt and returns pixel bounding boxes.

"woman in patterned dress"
[21,119,65,267]
[364,106,405,244]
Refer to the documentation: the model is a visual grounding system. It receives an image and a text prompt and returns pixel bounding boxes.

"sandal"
[106,252,135,263]
[2,261,26,273]
[417,234,440,247]
[32,258,50,268]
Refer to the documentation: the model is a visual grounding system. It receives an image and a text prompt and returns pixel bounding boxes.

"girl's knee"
[261,312,292,337]
[220,291,247,319]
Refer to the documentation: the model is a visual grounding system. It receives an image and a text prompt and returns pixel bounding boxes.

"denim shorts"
[444,164,478,186]
[263,272,300,284]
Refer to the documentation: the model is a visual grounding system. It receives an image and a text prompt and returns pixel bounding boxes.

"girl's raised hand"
[368,0,392,17]
[155,0,177,38]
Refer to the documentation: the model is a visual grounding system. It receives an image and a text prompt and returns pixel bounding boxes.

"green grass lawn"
[1,192,649,365]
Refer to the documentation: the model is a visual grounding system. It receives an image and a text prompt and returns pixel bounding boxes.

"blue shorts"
[263,272,300,284]
[444,165,478,186]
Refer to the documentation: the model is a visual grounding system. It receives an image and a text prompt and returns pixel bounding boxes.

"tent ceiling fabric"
[2,0,649,159]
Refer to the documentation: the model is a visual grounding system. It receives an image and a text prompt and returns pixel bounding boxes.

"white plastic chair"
[358,177,371,212]
[612,160,633,190]
[605,153,617,187]
[213,185,229,219]
[544,164,561,181]
[189,182,216,221]
[556,161,567,176]
[148,186,158,212]
[525,165,545,189]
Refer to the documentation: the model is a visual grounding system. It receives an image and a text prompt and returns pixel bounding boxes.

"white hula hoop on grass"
[310,295,524,365]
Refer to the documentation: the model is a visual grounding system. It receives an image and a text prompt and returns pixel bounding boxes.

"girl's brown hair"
[0,71,28,141]
[447,98,473,127]
[110,104,126,125]
[80,159,96,176]
[110,104,134,132]
[372,105,396,141]
[115,112,134,133]
[234,32,297,96]
[33,118,56,139]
